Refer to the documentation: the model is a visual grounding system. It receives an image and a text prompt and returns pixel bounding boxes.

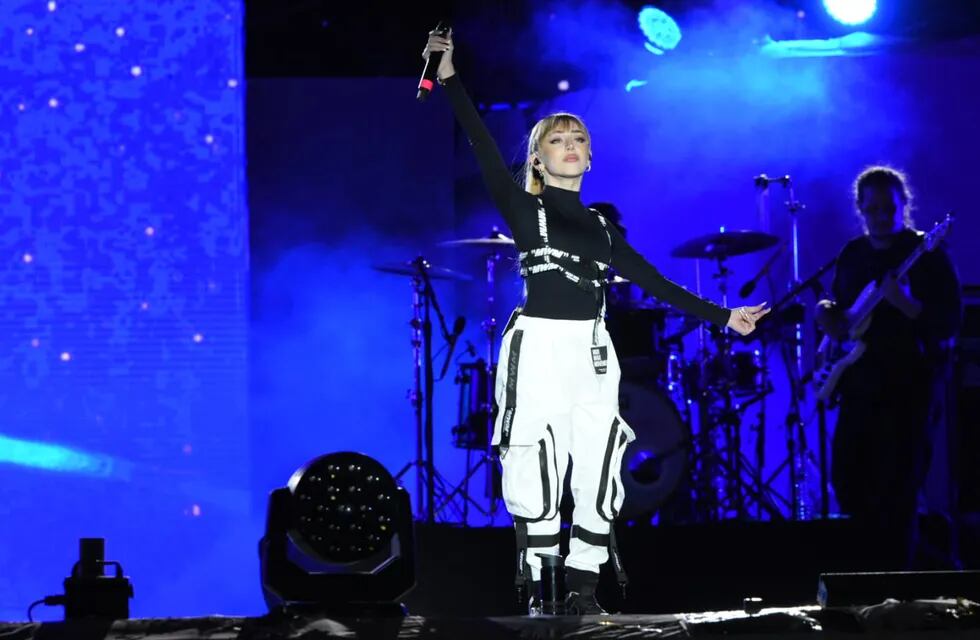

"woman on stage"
[423,29,767,614]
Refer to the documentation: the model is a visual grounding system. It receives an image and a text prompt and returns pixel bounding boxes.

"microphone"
[439,316,467,379]
[739,245,783,298]
[451,315,466,339]
[418,21,450,102]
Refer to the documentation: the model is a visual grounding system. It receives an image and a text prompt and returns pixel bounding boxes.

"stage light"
[259,451,415,615]
[823,0,876,26]
[637,6,681,54]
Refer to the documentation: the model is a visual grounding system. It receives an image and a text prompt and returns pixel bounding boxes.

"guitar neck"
[853,237,929,326]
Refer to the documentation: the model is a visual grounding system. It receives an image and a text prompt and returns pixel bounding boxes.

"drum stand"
[689,256,785,520]
[394,257,466,523]
[441,247,506,525]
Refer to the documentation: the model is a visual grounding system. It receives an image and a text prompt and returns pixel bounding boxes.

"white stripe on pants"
[494,314,635,578]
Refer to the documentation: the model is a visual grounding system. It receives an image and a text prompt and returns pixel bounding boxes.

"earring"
[586,164,592,172]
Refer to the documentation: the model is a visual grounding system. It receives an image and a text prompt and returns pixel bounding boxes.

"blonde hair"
[522,113,591,195]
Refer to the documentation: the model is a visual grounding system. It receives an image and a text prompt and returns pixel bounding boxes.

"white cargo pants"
[494,314,635,582]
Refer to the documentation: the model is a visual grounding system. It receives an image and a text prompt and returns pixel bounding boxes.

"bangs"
[537,113,589,142]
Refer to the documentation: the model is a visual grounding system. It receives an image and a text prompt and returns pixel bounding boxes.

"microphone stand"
[769,256,836,314]
[740,244,784,300]
[780,178,812,519]
[754,174,813,519]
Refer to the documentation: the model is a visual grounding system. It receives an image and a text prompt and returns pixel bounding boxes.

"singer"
[422,30,768,614]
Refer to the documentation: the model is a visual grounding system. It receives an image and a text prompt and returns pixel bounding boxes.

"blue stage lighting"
[637,6,681,54]
[0,433,130,478]
[823,0,877,26]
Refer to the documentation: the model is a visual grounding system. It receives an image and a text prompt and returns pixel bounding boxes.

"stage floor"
[3,518,978,638]
[2,602,979,639]
[403,518,977,617]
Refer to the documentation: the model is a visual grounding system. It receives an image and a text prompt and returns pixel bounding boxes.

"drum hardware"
[752,175,826,520]
[768,255,838,518]
[373,259,473,281]
[451,361,490,451]
[618,378,693,520]
[668,230,790,522]
[437,228,516,525]
[669,229,780,260]
[375,256,476,523]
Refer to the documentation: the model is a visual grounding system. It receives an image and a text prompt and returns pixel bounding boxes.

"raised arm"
[423,30,524,218]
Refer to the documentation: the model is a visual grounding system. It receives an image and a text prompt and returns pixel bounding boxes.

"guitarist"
[815,166,961,570]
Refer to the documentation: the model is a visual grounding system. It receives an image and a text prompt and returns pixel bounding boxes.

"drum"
[451,361,492,450]
[706,349,765,396]
[618,378,690,519]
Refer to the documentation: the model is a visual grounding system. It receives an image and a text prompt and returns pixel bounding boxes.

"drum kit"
[375,222,827,525]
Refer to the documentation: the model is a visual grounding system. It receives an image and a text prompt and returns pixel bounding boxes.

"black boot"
[565,568,607,615]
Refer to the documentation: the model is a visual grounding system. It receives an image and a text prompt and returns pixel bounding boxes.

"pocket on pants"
[597,417,635,521]
[493,327,557,446]
[500,426,559,522]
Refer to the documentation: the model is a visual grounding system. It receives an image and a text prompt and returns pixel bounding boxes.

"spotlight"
[637,6,682,54]
[259,452,415,615]
[823,0,877,26]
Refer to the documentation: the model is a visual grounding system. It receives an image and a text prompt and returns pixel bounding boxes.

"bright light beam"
[823,0,877,26]
[0,433,132,479]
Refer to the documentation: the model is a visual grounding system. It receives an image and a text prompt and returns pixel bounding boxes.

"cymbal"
[373,259,472,281]
[439,230,515,249]
[671,230,779,259]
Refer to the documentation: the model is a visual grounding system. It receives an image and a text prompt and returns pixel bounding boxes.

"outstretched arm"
[424,30,524,220]
[607,225,768,334]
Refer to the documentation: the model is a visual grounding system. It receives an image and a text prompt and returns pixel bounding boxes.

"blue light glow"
[638,6,682,53]
[760,31,886,58]
[823,0,877,26]
[0,433,131,478]
[0,0,250,618]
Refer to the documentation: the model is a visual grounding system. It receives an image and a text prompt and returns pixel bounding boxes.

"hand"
[814,299,848,340]
[726,302,770,336]
[880,271,922,319]
[422,28,455,81]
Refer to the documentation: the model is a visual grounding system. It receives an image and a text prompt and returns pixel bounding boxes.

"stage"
[2,602,978,639]
[4,520,979,639]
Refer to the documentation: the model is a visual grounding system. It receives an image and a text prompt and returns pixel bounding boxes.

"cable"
[26,600,43,623]
[26,595,64,623]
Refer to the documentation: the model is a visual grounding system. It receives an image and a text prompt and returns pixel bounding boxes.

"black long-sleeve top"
[443,75,730,327]
[832,228,961,389]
